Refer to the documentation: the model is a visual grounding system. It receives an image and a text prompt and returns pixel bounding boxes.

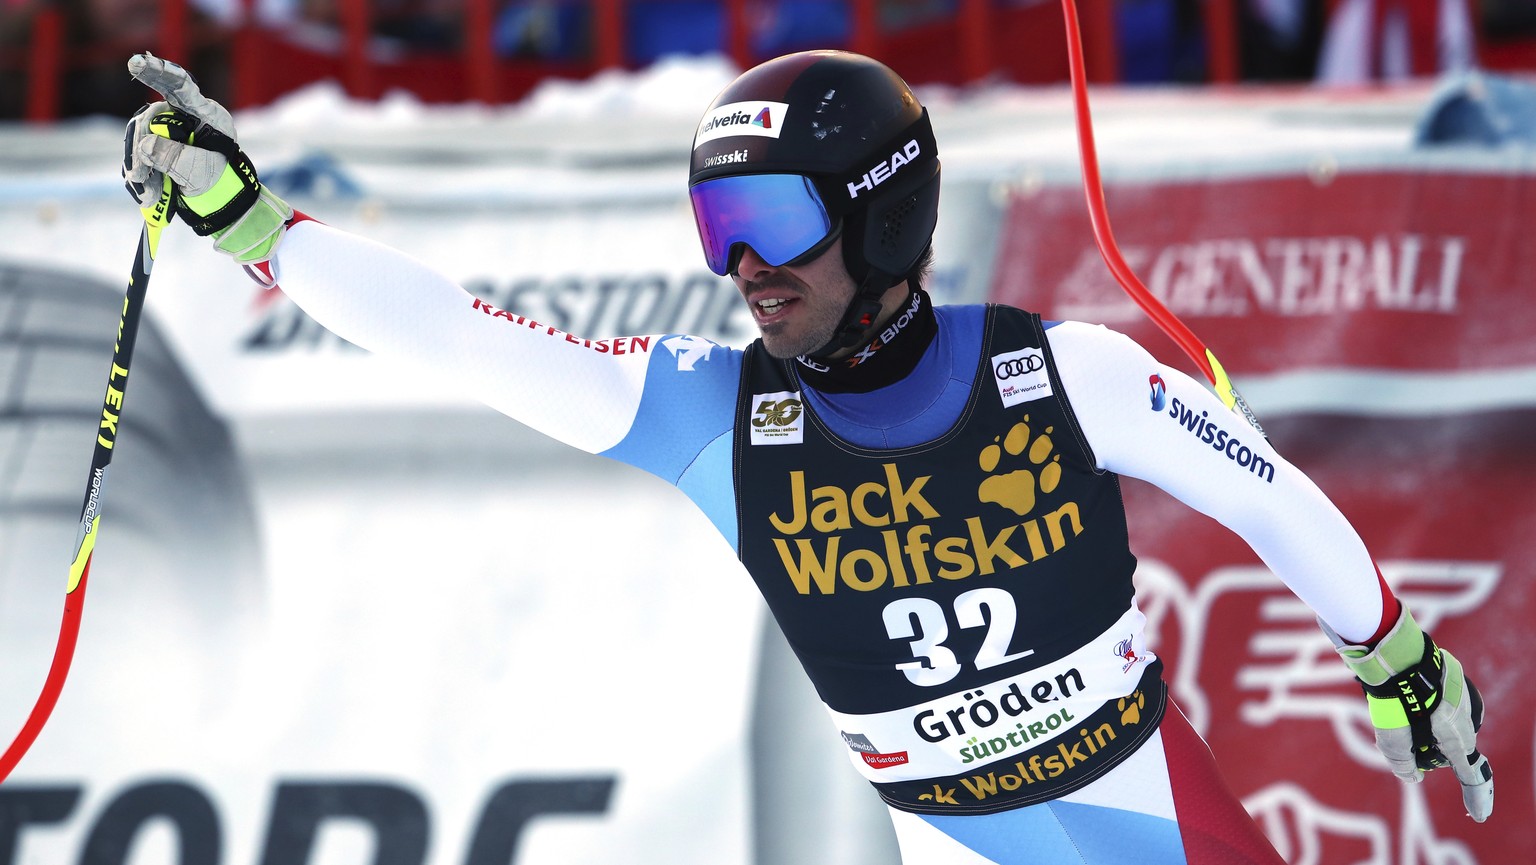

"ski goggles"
[689,173,837,276]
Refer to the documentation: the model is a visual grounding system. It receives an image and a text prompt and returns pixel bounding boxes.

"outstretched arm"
[1047,320,1493,822]
[271,221,654,454]
[1046,321,1388,640]
[122,52,721,459]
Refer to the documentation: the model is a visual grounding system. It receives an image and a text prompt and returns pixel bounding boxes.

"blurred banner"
[993,169,1535,864]
[1,85,1533,865]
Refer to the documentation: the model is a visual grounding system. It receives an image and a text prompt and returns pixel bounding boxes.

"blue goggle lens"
[690,173,834,276]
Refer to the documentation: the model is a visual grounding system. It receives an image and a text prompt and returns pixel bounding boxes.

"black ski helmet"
[688,51,941,352]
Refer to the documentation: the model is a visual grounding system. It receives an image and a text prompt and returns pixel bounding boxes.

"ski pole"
[0,178,175,783]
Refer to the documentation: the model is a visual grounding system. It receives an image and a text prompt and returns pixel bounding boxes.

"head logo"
[1148,374,1167,412]
[695,101,790,148]
[846,139,921,200]
[750,391,803,445]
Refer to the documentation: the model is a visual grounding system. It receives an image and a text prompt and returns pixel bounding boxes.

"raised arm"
[121,52,731,458]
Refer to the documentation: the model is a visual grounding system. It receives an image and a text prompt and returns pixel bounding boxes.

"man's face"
[732,238,857,360]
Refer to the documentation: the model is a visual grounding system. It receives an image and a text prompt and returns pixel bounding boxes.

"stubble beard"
[748,273,851,360]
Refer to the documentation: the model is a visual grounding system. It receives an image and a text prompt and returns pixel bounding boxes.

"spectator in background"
[0,0,42,116]
[1317,0,1477,83]
[56,0,230,117]
[286,0,461,52]
[1240,0,1328,80]
[495,0,583,60]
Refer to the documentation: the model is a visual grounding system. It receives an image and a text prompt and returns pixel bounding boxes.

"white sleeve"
[268,220,651,454]
[1046,321,1386,642]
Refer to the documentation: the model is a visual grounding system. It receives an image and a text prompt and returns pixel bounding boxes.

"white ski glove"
[121,53,293,264]
[1324,604,1494,822]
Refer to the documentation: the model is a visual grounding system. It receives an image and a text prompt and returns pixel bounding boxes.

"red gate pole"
[339,0,375,99]
[232,0,259,109]
[1205,0,1240,82]
[158,0,187,64]
[24,5,63,123]
[466,0,498,102]
[725,0,750,70]
[594,0,626,69]
[850,0,880,59]
[959,0,994,82]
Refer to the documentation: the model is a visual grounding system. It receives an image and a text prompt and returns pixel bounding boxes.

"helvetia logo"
[694,101,790,148]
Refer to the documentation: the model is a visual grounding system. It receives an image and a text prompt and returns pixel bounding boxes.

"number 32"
[882,587,1034,687]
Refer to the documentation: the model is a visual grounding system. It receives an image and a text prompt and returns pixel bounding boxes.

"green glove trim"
[1365,689,1440,730]
[148,108,263,237]
[1366,694,1409,729]
[182,164,250,219]
[211,187,294,264]
[1336,605,1426,686]
[1321,603,1494,821]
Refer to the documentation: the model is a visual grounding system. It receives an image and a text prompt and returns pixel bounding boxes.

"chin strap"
[805,268,897,361]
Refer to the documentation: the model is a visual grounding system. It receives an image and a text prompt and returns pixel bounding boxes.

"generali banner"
[993,171,1536,375]
[991,170,1535,863]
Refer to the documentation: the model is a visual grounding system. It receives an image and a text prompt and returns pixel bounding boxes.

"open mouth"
[753,296,797,323]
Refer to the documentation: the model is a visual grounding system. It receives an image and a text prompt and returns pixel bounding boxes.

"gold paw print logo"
[1118,691,1146,725]
[977,417,1062,516]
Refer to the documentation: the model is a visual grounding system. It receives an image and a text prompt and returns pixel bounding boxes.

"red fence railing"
[1,0,1301,124]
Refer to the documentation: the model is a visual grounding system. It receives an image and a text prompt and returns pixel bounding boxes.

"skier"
[121,49,1493,864]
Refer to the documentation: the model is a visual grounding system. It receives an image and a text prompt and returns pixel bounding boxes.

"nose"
[733,244,776,281]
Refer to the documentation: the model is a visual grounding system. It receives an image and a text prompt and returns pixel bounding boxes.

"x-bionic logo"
[844,290,924,368]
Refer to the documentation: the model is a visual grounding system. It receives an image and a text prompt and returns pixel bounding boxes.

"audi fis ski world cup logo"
[694,101,789,148]
[750,391,804,446]
[991,348,1052,408]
